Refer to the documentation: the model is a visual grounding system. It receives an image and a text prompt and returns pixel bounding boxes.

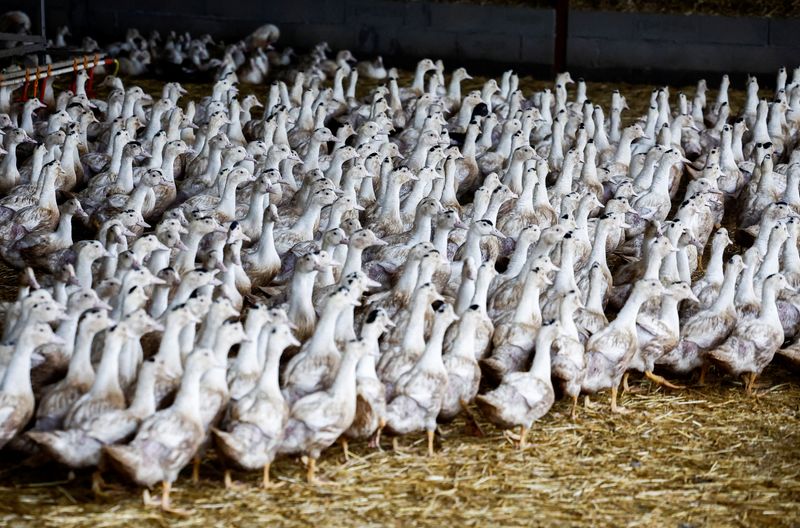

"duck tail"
[103,444,143,480]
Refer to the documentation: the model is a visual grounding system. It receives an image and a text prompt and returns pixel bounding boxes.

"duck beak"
[288,335,301,347]
[175,239,189,251]
[210,278,223,287]
[353,204,365,211]
[372,238,388,246]
[137,219,151,228]
[95,300,113,311]
[454,221,469,230]
[339,236,350,245]
[490,228,506,239]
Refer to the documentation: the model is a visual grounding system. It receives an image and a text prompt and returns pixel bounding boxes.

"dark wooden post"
[554,0,568,75]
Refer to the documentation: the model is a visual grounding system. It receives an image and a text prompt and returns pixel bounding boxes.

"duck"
[629,281,698,389]
[482,265,551,382]
[385,301,458,456]
[278,337,368,483]
[0,324,64,448]
[33,309,114,431]
[104,349,217,515]
[708,273,793,393]
[340,308,394,453]
[213,321,298,489]
[28,358,159,496]
[475,319,558,450]
[581,279,664,413]
[439,304,483,422]
[282,288,358,404]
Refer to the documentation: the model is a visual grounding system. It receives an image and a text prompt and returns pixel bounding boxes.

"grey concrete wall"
[9,0,800,79]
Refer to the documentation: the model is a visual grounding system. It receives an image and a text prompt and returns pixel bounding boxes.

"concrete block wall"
[6,0,800,80]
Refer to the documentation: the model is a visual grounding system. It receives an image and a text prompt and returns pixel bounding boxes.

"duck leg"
[610,385,631,414]
[584,395,597,409]
[517,425,529,450]
[645,370,685,390]
[160,480,192,516]
[143,488,161,508]
[427,430,436,456]
[460,398,484,437]
[223,469,246,490]
[697,363,710,386]
[392,437,402,452]
[262,462,284,489]
[570,394,579,420]
[191,455,201,484]
[621,372,644,394]
[368,418,385,450]
[306,457,318,484]
[91,471,110,498]
[341,438,351,461]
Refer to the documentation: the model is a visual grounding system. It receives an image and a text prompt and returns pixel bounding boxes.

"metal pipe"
[0,56,112,87]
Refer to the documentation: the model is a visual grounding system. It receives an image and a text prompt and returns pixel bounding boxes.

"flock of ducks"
[1,20,800,515]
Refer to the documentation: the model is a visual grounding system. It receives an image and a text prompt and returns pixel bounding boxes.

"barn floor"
[1,367,799,527]
[0,70,797,526]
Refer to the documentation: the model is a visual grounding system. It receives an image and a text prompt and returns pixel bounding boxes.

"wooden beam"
[0,44,46,58]
[554,0,569,74]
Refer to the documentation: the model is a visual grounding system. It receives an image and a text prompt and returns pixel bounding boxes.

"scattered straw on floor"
[1,367,798,527]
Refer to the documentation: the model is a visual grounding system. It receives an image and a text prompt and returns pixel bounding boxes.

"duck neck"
[586,272,606,313]
[341,244,364,278]
[449,316,479,359]
[218,176,243,219]
[529,331,554,379]
[558,300,580,338]
[613,129,635,165]
[464,230,484,266]
[90,330,125,400]
[55,312,80,358]
[291,201,323,239]
[401,292,429,353]
[53,212,75,246]
[710,266,740,312]
[588,222,610,269]
[394,259,420,300]
[616,289,648,330]
[200,145,224,186]
[379,179,403,227]
[409,212,433,246]
[288,270,317,324]
[37,171,58,210]
[172,362,205,423]
[149,284,171,319]
[660,295,681,335]
[235,317,263,372]
[735,263,758,307]
[155,317,186,373]
[0,332,38,396]
[554,241,577,293]
[704,239,727,286]
[758,281,780,322]
[514,276,542,324]
[470,272,492,311]
[255,219,279,264]
[309,303,341,354]
[418,315,450,370]
[116,153,136,193]
[505,236,535,278]
[65,323,99,384]
[257,337,287,400]
[433,224,453,256]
